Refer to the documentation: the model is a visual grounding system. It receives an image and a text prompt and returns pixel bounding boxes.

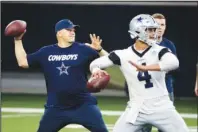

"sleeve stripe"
[108,52,121,65]
[158,48,170,60]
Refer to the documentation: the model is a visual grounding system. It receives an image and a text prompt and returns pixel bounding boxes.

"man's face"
[154,18,166,38]
[58,28,76,43]
[146,28,157,40]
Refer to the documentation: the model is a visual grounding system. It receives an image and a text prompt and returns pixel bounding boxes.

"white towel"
[126,98,144,124]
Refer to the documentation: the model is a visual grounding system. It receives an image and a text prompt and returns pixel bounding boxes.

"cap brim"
[67,25,80,29]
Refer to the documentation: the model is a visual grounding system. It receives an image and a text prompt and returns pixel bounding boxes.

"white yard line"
[2,107,198,118]
[2,114,40,118]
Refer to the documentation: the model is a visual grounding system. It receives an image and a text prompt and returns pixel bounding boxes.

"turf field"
[2,94,197,132]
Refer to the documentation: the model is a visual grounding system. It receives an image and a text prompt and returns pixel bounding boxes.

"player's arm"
[166,42,179,76]
[90,51,120,74]
[90,55,114,74]
[158,49,179,72]
[14,32,29,68]
[129,49,179,72]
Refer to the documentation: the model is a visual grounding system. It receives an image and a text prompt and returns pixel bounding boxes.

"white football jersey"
[110,44,170,100]
[90,44,179,117]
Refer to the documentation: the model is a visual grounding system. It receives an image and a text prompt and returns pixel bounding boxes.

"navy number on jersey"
[137,63,153,88]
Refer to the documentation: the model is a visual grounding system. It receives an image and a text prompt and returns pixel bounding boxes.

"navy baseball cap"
[55,19,79,32]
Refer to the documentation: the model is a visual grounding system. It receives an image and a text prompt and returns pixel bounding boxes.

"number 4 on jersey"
[137,63,153,88]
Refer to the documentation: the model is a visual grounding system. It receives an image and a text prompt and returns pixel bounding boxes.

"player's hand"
[91,69,108,78]
[128,61,147,72]
[14,30,26,40]
[85,34,103,51]
[195,85,198,96]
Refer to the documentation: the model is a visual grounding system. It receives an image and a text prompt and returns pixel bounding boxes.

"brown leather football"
[87,73,110,93]
[4,20,26,37]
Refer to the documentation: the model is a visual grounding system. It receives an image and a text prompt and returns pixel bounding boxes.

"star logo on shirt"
[56,62,70,75]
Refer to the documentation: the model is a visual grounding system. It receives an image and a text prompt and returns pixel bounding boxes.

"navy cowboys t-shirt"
[27,42,99,109]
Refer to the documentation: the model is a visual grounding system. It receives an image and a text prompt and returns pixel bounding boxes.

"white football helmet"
[128,14,159,46]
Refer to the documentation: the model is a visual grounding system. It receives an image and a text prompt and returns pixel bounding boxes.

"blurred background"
[1,1,198,132]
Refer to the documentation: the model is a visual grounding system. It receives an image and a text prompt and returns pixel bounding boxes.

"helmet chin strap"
[146,39,157,46]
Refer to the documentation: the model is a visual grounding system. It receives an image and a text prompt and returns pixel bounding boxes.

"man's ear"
[57,31,62,37]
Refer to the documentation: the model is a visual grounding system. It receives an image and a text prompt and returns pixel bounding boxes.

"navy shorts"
[37,103,108,132]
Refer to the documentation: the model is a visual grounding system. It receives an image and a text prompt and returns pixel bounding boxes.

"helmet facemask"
[140,27,158,46]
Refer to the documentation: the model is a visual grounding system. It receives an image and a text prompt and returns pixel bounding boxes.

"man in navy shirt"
[14,19,108,132]
[152,13,177,102]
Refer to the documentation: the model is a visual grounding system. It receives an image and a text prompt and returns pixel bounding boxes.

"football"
[4,20,27,37]
[87,73,110,93]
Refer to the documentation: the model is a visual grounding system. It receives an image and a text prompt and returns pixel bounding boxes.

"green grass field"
[2,94,197,132]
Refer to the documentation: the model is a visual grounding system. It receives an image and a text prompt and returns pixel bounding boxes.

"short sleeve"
[82,44,99,60]
[108,51,121,65]
[27,47,45,66]
[158,48,170,60]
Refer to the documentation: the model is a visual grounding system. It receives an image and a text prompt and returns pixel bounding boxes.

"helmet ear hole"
[135,31,140,34]
[129,31,138,39]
